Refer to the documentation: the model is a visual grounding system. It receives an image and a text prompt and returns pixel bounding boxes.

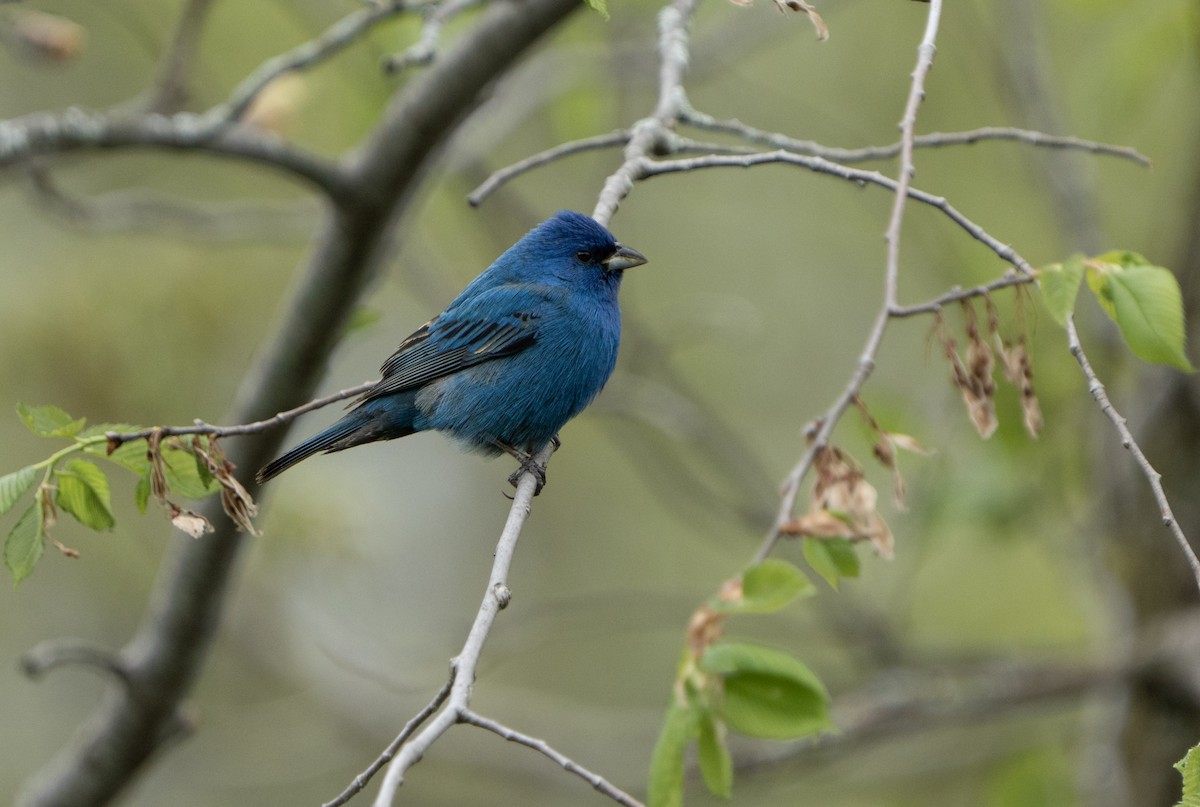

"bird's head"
[520,211,647,285]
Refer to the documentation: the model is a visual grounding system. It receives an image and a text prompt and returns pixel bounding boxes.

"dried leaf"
[169,503,214,539]
[888,432,935,455]
[147,430,169,505]
[48,536,80,558]
[773,0,829,40]
[192,436,261,536]
[796,446,897,557]
[687,605,725,659]
[780,509,852,538]
[862,511,894,560]
[939,306,997,438]
[1009,339,1042,438]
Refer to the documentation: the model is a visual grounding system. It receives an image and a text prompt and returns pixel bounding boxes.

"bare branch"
[1065,315,1200,590]
[383,0,484,74]
[139,0,218,114]
[638,150,1033,274]
[103,381,377,449]
[20,639,129,684]
[0,107,350,199]
[324,677,454,807]
[468,129,631,206]
[888,270,1034,318]
[680,103,1151,166]
[459,709,646,807]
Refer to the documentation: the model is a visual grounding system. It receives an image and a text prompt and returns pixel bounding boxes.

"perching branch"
[369,441,557,807]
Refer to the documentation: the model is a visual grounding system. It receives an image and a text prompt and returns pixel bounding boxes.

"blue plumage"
[257,211,646,483]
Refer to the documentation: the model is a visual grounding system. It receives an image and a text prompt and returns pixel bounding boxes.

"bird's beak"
[604,243,647,272]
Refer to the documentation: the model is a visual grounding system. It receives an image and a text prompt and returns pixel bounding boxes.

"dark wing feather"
[363,288,544,402]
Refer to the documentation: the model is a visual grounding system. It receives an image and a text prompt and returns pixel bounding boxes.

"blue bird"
[257,211,647,488]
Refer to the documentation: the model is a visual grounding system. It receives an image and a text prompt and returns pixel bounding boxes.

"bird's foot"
[506,452,547,496]
[494,439,549,496]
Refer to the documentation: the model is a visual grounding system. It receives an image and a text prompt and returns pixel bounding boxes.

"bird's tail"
[257,395,422,483]
[257,417,364,483]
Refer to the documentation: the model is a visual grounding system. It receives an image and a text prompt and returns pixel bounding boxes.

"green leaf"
[16,403,85,438]
[161,445,221,499]
[0,466,37,517]
[5,502,44,585]
[583,0,609,20]
[1108,266,1194,371]
[55,459,115,531]
[1176,743,1200,807]
[802,537,860,589]
[1097,249,1152,269]
[1038,254,1085,327]
[701,642,831,740]
[712,559,814,614]
[134,471,152,514]
[1085,261,1118,320]
[647,701,697,807]
[696,705,732,799]
[79,424,150,474]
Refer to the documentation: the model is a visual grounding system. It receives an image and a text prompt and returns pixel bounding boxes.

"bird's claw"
[508,453,547,496]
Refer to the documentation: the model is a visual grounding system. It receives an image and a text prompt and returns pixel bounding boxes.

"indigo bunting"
[257,211,646,485]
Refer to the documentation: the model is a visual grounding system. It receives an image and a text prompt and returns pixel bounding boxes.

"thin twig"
[459,709,646,807]
[383,0,484,74]
[323,676,455,807]
[639,150,1033,275]
[140,0,217,114]
[1065,315,1200,590]
[0,107,349,198]
[680,104,1151,167]
[468,129,631,206]
[103,381,377,448]
[888,270,1033,317]
[20,639,129,684]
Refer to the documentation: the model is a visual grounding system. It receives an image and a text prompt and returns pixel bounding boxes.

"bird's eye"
[575,250,593,263]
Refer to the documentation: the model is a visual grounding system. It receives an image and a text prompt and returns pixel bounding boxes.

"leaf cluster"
[647,559,834,806]
[0,404,236,584]
[1040,251,1193,372]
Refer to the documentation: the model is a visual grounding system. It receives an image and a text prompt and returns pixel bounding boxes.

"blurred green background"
[0,0,1197,805]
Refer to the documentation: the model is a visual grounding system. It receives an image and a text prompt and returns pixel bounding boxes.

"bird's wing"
[363,285,548,400]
